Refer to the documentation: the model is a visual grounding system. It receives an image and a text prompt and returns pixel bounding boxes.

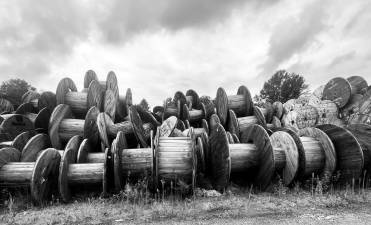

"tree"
[0,79,35,107]
[259,70,308,103]
[139,98,150,111]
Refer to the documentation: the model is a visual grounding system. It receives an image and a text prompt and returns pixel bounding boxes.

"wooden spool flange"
[155,126,197,193]
[22,91,56,112]
[163,91,187,120]
[346,124,371,174]
[282,105,319,131]
[0,98,14,114]
[185,89,200,110]
[59,145,108,202]
[0,114,34,141]
[317,124,364,182]
[209,123,299,192]
[199,96,216,120]
[56,77,103,118]
[0,147,61,205]
[182,103,207,124]
[49,104,99,149]
[97,106,153,148]
[16,103,51,133]
[111,131,154,191]
[0,130,37,150]
[215,86,253,126]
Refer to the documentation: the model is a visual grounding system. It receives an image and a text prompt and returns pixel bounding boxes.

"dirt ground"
[1,188,371,225]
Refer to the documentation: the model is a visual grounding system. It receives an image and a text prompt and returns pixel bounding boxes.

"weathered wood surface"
[323,77,352,108]
[199,96,216,119]
[314,100,339,125]
[273,101,284,120]
[346,124,371,173]
[186,89,200,110]
[0,147,20,168]
[0,114,34,141]
[347,76,368,95]
[215,87,229,126]
[21,134,51,162]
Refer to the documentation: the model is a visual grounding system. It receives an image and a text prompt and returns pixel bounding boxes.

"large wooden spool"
[0,147,61,205]
[155,126,197,193]
[49,104,99,149]
[0,98,14,114]
[215,86,253,126]
[209,123,299,191]
[346,124,371,174]
[185,89,200,110]
[22,91,56,112]
[16,103,51,132]
[97,106,155,148]
[323,76,367,108]
[317,124,364,182]
[111,131,154,191]
[182,103,206,124]
[199,96,216,120]
[282,105,318,131]
[0,114,34,141]
[56,77,104,118]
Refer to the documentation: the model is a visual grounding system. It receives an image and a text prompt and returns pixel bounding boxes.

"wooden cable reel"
[22,90,56,112]
[322,76,368,108]
[215,86,254,126]
[155,126,197,194]
[199,96,216,120]
[282,105,319,131]
[59,144,108,202]
[111,131,154,191]
[317,124,364,183]
[49,104,99,149]
[16,103,51,132]
[182,102,207,125]
[0,98,14,114]
[97,106,154,149]
[209,123,299,192]
[185,89,201,110]
[56,77,103,118]
[0,113,34,141]
[163,91,187,120]
[0,130,37,150]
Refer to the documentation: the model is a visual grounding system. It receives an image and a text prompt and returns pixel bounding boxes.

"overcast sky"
[0,0,370,106]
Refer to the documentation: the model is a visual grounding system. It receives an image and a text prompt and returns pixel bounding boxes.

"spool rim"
[298,127,336,181]
[77,138,90,163]
[263,102,274,123]
[0,147,21,168]
[87,80,104,111]
[97,112,111,147]
[173,91,187,119]
[38,91,57,111]
[240,124,275,190]
[84,70,98,89]
[237,85,254,116]
[129,106,148,148]
[1,114,34,141]
[84,106,100,148]
[12,130,37,151]
[186,89,200,109]
[31,148,61,205]
[49,104,73,149]
[112,131,127,191]
[209,123,230,191]
[102,147,109,197]
[254,107,267,129]
[227,110,239,138]
[215,87,228,126]
[15,102,37,114]
[346,124,371,173]
[182,104,190,121]
[58,147,77,202]
[159,116,177,137]
[201,119,209,135]
[104,90,117,121]
[270,131,299,186]
[323,77,352,108]
[21,133,51,162]
[34,107,51,131]
[56,78,77,105]
[209,114,221,131]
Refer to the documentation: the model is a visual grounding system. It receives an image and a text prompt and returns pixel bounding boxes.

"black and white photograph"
[0,0,371,224]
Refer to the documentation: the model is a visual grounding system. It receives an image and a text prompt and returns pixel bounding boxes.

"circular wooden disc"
[201,119,209,135]
[22,90,40,104]
[271,116,281,128]
[56,78,77,105]
[129,106,148,148]
[226,132,234,144]
[272,101,283,120]
[196,136,205,174]
[263,102,274,123]
[209,123,230,192]
[281,111,299,132]
[317,124,364,182]
[49,104,73,149]
[186,89,200,109]
[16,102,37,114]
[106,71,119,97]
[159,116,177,137]
[299,127,336,181]
[12,130,37,151]
[240,124,274,190]
[215,87,228,126]
[31,148,61,205]
[84,106,100,148]
[1,114,34,140]
[295,105,318,129]
[254,107,267,129]
[112,131,127,191]
[173,91,186,119]
[283,99,297,114]
[270,131,299,185]
[209,114,221,131]
[296,94,321,107]
[323,77,352,108]
[59,147,77,202]
[227,110,239,137]
[125,88,133,106]
[97,112,112,147]
[176,119,186,131]
[232,133,239,143]
[182,104,190,121]
[38,91,56,111]
[0,147,20,168]
[341,94,362,118]
[347,76,368,94]
[200,95,216,119]
[34,107,51,131]
[104,90,117,121]
[102,147,109,197]
[346,124,371,173]
[84,70,98,89]
[313,85,324,100]
[76,138,90,163]
[237,85,254,116]
[87,80,104,111]
[21,133,51,162]
[315,100,339,125]
[133,105,160,128]
[65,135,83,157]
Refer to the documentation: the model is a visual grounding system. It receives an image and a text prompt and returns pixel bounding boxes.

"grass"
[2,180,371,224]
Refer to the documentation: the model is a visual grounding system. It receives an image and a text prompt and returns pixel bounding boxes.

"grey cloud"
[260,0,328,77]
[328,51,356,68]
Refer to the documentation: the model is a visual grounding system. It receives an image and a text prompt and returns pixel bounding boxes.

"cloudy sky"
[0,0,370,106]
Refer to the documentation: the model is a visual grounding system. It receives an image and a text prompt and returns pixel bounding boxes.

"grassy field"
[1,182,371,225]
